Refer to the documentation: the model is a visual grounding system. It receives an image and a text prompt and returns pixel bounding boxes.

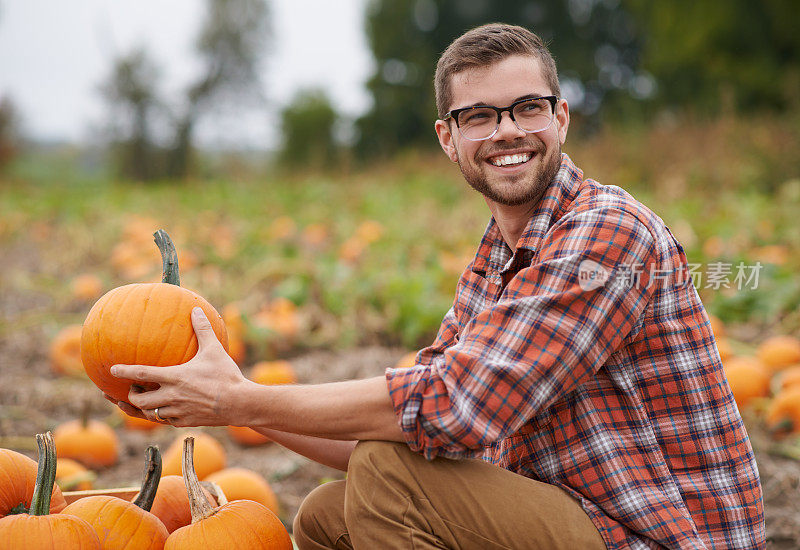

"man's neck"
[485,198,539,253]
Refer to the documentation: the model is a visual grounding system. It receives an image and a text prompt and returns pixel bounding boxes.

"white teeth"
[490,153,531,167]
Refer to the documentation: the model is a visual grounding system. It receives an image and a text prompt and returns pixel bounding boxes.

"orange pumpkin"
[757,335,800,374]
[163,437,292,549]
[203,467,279,515]
[53,417,119,468]
[55,458,95,492]
[116,407,162,432]
[81,230,229,403]
[250,360,297,386]
[71,273,104,302]
[139,475,217,534]
[161,432,225,480]
[394,351,419,369]
[707,314,726,338]
[774,365,800,393]
[723,357,770,409]
[0,448,66,517]
[0,433,100,548]
[49,324,86,377]
[766,387,800,437]
[221,303,247,365]
[62,446,168,549]
[226,425,270,446]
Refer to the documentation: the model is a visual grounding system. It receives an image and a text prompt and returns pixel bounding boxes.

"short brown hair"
[434,23,560,118]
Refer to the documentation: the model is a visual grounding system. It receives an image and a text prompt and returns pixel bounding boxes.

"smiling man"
[111,24,765,549]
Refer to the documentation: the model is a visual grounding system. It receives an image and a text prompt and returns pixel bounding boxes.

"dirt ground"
[2,323,799,547]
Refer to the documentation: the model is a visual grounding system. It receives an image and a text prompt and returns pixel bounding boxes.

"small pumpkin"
[249,360,297,386]
[53,408,119,468]
[757,335,800,374]
[773,364,800,394]
[0,447,66,517]
[722,356,770,409]
[226,425,270,447]
[81,230,229,403]
[71,274,104,302]
[139,475,218,534]
[203,467,280,515]
[766,387,800,437]
[116,407,162,432]
[394,351,419,369]
[161,431,225,480]
[221,303,247,365]
[164,437,292,549]
[0,433,100,548]
[55,458,95,492]
[49,324,86,377]
[62,446,168,549]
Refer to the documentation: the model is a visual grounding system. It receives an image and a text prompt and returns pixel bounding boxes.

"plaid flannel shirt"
[385,154,765,549]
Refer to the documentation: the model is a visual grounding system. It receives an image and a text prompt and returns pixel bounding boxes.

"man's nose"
[491,110,526,141]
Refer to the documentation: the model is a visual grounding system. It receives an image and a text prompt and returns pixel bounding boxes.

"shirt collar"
[471,153,584,276]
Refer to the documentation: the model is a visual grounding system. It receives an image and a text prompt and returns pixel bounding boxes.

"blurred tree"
[624,0,800,114]
[356,0,647,157]
[99,48,163,181]
[0,95,21,172]
[167,0,270,177]
[278,89,339,169]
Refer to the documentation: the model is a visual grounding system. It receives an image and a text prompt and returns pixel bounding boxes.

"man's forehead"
[449,55,549,108]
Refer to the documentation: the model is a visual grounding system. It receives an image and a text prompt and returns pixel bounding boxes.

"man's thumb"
[191,307,218,349]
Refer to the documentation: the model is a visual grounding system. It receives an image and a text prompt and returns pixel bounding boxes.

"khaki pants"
[293,440,606,550]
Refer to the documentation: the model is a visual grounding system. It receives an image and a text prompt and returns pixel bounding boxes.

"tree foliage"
[278,89,339,169]
[0,95,21,172]
[168,0,270,177]
[100,0,270,180]
[99,48,163,180]
[355,0,646,156]
[356,0,799,157]
[624,0,800,113]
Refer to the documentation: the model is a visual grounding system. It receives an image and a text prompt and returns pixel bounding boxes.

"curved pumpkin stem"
[182,437,217,523]
[153,229,180,286]
[132,445,162,512]
[29,432,57,516]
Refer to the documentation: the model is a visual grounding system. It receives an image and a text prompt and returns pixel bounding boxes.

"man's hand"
[107,307,249,427]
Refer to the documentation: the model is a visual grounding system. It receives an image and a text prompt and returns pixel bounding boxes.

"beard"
[456,139,561,207]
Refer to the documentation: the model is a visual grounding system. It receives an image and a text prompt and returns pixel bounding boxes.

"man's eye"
[462,110,492,123]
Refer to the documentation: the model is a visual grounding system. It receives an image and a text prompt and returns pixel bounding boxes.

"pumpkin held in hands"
[81,230,228,403]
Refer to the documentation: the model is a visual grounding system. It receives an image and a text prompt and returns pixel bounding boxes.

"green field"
[2,113,799,357]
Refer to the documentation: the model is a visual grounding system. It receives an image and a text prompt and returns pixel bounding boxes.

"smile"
[487,152,532,167]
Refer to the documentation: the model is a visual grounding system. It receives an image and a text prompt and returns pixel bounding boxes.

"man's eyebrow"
[455,93,550,110]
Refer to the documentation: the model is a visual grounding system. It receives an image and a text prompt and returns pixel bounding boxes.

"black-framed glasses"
[443,95,558,141]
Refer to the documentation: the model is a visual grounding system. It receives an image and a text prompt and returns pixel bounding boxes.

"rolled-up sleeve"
[385,207,659,459]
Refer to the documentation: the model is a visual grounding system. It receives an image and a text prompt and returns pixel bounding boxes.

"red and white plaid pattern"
[385,154,765,549]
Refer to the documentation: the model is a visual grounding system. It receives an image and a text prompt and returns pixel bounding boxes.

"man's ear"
[556,98,570,146]
[435,119,459,163]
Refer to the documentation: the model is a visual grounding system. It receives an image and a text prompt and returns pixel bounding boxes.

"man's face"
[435,55,570,208]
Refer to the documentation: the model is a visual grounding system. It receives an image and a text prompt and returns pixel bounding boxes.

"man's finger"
[117,400,147,419]
[191,307,221,350]
[127,385,168,411]
[111,363,174,384]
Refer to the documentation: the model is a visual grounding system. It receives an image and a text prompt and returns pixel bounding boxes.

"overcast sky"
[0,0,373,148]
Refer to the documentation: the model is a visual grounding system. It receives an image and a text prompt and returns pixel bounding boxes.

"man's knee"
[293,480,347,549]
[348,439,410,478]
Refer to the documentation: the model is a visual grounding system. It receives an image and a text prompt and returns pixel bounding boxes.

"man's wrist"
[221,378,266,427]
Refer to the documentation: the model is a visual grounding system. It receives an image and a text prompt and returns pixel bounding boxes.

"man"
[111,24,765,549]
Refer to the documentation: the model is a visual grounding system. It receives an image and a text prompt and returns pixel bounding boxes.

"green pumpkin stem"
[182,437,217,523]
[153,229,180,286]
[132,445,162,512]
[29,432,57,516]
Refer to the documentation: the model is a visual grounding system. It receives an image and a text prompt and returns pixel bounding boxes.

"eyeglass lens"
[457,98,553,140]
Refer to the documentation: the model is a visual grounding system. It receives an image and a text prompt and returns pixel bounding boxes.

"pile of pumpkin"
[715,316,800,437]
[0,432,292,549]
